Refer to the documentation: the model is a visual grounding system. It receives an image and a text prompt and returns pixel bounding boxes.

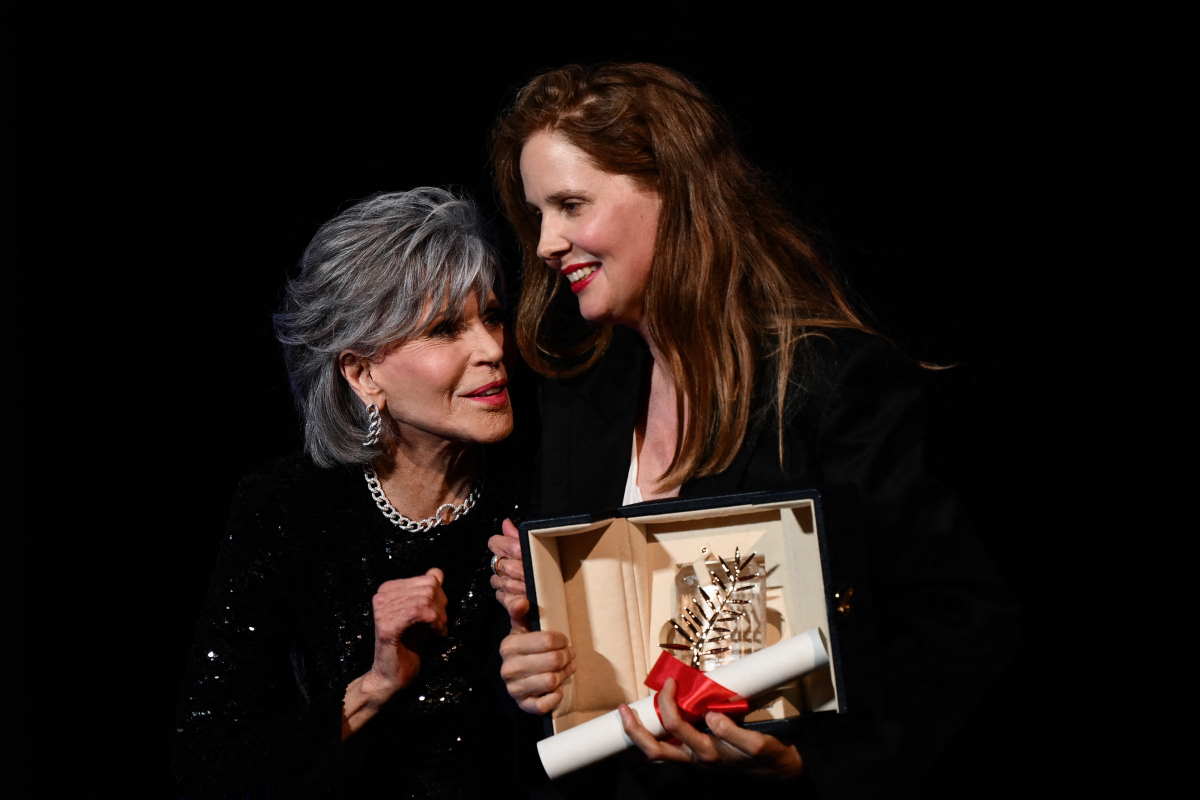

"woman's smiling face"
[519,129,661,329]
[355,292,512,448]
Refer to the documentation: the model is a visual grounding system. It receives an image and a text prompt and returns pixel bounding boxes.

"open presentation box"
[519,490,846,737]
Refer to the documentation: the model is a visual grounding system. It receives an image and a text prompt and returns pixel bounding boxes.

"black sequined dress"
[174,455,522,798]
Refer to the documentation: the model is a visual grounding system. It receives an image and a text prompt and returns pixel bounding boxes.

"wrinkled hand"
[365,567,448,699]
[618,678,804,778]
[488,518,528,631]
[499,629,575,715]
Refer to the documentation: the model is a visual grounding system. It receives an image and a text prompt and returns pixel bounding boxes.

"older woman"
[175,188,523,797]
[487,64,1016,797]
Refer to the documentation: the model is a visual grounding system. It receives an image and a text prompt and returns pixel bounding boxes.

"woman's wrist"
[341,670,401,740]
[360,667,401,704]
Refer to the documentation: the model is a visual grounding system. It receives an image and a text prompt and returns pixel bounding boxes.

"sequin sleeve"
[173,470,348,796]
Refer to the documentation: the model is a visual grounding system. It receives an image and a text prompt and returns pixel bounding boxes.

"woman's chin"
[572,287,606,322]
[575,298,615,326]
[467,414,514,445]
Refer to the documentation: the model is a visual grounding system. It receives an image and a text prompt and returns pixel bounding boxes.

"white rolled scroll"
[537,628,829,779]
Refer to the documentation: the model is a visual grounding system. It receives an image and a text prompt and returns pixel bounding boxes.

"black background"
[24,8,1072,797]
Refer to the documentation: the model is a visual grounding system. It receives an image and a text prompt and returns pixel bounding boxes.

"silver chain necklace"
[362,465,479,533]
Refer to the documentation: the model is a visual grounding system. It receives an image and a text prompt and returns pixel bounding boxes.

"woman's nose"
[469,321,505,365]
[536,218,570,262]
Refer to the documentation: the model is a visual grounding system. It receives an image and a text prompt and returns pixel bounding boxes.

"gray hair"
[273,187,502,467]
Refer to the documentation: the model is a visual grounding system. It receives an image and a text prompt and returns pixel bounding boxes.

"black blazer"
[530,327,1017,799]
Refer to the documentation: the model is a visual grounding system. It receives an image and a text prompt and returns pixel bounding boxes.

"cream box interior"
[521,493,842,735]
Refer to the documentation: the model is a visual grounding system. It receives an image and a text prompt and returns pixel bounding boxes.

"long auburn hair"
[492,62,872,488]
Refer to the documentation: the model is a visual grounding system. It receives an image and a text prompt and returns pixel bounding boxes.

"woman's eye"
[561,201,582,215]
[428,320,462,338]
[484,308,506,326]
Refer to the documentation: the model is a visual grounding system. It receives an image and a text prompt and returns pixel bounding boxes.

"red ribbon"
[644,651,750,726]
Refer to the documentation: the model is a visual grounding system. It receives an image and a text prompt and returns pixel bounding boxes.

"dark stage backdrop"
[30,11,1054,797]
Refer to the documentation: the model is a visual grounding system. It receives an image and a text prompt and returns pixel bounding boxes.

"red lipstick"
[562,261,601,294]
[462,380,509,407]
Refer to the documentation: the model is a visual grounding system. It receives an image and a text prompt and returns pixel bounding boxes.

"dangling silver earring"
[362,403,382,447]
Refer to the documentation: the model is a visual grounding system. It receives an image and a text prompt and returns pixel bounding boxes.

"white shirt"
[622,431,644,505]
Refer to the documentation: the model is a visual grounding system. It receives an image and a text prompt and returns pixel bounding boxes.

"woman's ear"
[339,351,383,408]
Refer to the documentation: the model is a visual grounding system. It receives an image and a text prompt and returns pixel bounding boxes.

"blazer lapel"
[538,329,647,516]
[681,408,771,498]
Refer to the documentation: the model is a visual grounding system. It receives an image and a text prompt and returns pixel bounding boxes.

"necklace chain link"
[363,466,479,532]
